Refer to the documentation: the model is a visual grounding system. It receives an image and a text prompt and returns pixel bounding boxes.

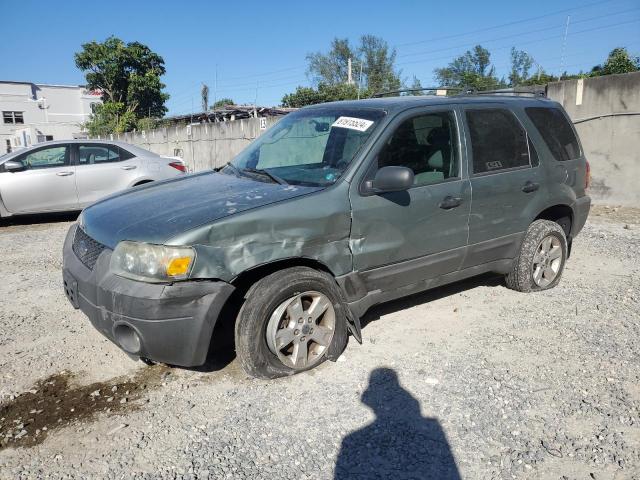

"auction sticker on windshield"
[331,116,374,132]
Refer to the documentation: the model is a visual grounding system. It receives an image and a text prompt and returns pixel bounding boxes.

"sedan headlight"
[110,241,195,283]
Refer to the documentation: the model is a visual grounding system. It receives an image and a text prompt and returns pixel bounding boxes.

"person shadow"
[334,368,461,480]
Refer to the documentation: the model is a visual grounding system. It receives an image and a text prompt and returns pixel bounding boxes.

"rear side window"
[79,144,122,164]
[525,107,581,161]
[466,108,530,174]
[119,147,135,160]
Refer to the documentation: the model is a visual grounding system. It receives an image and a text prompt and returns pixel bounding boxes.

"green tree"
[281,83,369,108]
[359,34,401,93]
[434,45,503,91]
[518,71,559,86]
[281,87,324,108]
[404,76,424,95]
[83,102,136,137]
[306,35,401,93]
[212,98,235,109]
[307,38,354,85]
[592,47,640,76]
[75,36,169,133]
[509,48,534,86]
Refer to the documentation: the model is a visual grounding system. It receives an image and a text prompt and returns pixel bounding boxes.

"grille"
[72,227,106,270]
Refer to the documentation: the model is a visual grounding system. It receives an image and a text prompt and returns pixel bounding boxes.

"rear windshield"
[525,107,581,161]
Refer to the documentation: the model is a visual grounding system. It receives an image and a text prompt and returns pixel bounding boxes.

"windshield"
[225,107,385,187]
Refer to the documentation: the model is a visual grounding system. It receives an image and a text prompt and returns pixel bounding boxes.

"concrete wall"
[547,72,640,207]
[109,116,281,171]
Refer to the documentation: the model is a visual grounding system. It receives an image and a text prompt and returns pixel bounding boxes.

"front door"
[350,107,471,292]
[0,144,78,213]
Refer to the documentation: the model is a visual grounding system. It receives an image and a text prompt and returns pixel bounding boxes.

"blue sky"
[1,0,638,115]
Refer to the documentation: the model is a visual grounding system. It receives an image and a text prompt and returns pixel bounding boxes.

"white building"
[0,81,102,154]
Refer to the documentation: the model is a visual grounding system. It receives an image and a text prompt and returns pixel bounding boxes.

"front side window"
[377,111,459,185]
[228,108,385,187]
[21,146,69,169]
[525,107,581,161]
[466,108,530,174]
[79,145,121,164]
[3,111,24,124]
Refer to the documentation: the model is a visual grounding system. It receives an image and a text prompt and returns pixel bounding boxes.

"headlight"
[110,241,195,283]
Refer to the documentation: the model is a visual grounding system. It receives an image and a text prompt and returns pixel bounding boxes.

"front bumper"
[62,224,235,367]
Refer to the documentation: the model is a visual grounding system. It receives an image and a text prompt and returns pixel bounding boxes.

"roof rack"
[457,88,547,97]
[371,86,462,98]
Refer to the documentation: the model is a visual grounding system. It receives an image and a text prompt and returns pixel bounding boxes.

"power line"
[395,0,618,48]
[397,6,640,60]
[396,17,640,68]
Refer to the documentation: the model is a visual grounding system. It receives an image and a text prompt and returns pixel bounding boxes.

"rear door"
[0,144,78,213]
[74,143,139,206]
[461,104,542,268]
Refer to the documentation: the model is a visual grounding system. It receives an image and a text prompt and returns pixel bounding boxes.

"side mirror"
[3,160,25,172]
[369,166,414,193]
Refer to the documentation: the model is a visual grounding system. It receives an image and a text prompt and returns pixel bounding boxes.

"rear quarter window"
[525,107,581,161]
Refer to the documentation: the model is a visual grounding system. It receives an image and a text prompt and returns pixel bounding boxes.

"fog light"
[114,324,142,354]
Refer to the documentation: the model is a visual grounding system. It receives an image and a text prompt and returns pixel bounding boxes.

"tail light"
[585,160,591,189]
[169,162,187,173]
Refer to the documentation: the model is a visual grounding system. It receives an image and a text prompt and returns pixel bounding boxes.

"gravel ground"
[0,206,639,479]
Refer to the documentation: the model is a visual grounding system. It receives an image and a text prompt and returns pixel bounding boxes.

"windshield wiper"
[242,167,288,185]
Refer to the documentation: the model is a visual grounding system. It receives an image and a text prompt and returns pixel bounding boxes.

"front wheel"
[235,267,348,379]
[505,219,568,293]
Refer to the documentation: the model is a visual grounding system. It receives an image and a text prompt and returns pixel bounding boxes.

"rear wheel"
[235,267,348,379]
[505,219,568,292]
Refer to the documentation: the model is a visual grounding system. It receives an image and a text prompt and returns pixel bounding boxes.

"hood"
[81,172,321,248]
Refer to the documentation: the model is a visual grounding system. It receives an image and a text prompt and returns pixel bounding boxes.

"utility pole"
[254,81,259,118]
[357,57,364,100]
[213,64,218,122]
[347,57,353,85]
[560,15,571,78]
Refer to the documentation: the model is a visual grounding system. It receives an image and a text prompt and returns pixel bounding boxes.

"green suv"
[62,95,591,379]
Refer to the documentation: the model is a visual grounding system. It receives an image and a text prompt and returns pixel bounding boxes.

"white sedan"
[0,140,186,217]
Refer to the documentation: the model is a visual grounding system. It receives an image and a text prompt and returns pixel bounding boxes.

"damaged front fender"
[169,182,354,282]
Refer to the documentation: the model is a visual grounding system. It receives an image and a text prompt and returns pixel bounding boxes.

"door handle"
[522,181,539,193]
[56,171,74,176]
[439,195,462,210]
[121,165,137,170]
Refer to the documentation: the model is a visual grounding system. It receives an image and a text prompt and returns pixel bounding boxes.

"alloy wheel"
[532,235,563,288]
[266,291,336,370]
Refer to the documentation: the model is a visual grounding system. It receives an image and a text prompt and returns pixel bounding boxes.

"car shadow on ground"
[334,367,461,479]
[0,211,80,227]
[361,272,505,329]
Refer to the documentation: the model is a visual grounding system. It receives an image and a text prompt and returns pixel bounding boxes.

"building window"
[5,139,11,153]
[3,111,24,124]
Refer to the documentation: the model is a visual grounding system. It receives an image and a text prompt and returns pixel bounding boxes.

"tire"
[505,219,568,293]
[235,267,349,379]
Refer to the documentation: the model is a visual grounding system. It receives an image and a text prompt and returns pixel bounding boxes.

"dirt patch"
[591,204,640,225]
[0,364,169,451]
